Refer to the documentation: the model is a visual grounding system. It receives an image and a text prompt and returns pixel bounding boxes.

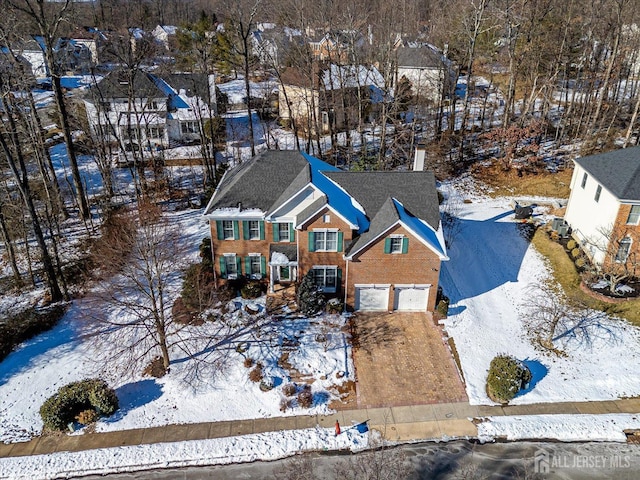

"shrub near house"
[486,355,531,404]
[40,379,119,431]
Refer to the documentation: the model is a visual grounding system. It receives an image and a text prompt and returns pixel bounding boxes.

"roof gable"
[575,146,640,201]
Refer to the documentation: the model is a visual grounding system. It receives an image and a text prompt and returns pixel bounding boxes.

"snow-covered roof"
[321,64,385,90]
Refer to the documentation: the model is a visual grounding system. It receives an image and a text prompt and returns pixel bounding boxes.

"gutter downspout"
[343,257,349,313]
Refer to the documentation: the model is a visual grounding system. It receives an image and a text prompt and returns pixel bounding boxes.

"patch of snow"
[0,427,369,479]
[477,414,640,443]
[271,252,291,264]
[439,182,640,406]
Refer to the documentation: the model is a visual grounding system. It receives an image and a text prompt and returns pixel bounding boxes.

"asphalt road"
[77,440,640,479]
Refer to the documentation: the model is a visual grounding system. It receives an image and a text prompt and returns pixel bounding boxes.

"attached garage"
[354,284,390,311]
[393,284,430,311]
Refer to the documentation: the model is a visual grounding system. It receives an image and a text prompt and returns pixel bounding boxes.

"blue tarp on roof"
[302,152,369,233]
[148,74,189,109]
[393,198,447,258]
[33,36,46,52]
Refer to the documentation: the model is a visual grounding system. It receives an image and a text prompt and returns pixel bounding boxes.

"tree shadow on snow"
[102,379,163,424]
[440,209,532,303]
[0,319,80,388]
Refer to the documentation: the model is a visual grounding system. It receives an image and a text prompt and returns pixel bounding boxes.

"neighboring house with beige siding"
[565,147,640,270]
[203,150,448,312]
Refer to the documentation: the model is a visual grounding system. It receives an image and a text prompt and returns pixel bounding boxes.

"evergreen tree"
[296,272,325,316]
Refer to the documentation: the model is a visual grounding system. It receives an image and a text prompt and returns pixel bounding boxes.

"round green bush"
[40,379,119,431]
[567,239,577,250]
[571,247,581,258]
[575,257,586,268]
[486,355,532,404]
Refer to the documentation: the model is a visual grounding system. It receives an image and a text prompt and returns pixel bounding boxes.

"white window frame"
[249,253,262,279]
[222,220,235,240]
[224,253,238,279]
[248,220,261,240]
[278,223,290,242]
[312,265,338,293]
[279,265,292,281]
[314,229,338,252]
[390,235,404,254]
[581,172,588,189]
[627,205,640,225]
[615,237,632,263]
[148,126,164,140]
[181,120,199,135]
[595,185,602,202]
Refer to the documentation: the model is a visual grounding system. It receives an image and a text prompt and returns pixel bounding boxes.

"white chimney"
[413,144,426,171]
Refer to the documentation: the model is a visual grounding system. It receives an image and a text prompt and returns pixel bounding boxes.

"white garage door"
[355,285,390,311]
[393,285,430,311]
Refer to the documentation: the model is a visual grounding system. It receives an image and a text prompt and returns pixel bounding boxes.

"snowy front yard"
[0,208,354,445]
[440,187,640,405]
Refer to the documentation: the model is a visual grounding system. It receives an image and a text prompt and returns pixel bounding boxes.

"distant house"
[307,30,365,63]
[564,147,640,269]
[152,25,178,51]
[251,24,302,67]
[84,70,217,151]
[395,44,456,103]
[204,150,448,312]
[278,63,385,134]
[15,37,48,78]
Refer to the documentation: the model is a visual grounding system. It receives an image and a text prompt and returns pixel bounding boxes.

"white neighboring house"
[564,147,640,266]
[395,44,456,104]
[16,37,48,78]
[152,25,178,50]
[84,70,217,153]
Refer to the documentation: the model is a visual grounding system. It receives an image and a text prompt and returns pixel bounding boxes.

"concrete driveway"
[351,312,468,408]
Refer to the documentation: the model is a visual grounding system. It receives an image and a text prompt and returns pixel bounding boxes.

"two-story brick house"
[203,150,448,312]
[564,146,640,269]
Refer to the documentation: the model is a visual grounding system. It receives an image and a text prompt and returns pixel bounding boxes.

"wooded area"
[1,0,640,304]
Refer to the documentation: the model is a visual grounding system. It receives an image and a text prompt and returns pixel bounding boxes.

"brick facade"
[346,224,442,311]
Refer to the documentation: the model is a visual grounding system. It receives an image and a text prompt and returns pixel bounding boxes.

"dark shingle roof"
[206,151,310,212]
[92,70,162,99]
[345,197,399,255]
[270,244,297,262]
[324,171,440,228]
[205,151,443,255]
[396,46,445,69]
[575,147,640,201]
[160,73,211,100]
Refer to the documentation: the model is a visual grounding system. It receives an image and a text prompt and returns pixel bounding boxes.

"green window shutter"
[402,237,409,254]
[337,268,342,282]
[216,220,224,240]
[308,232,315,252]
[288,223,294,242]
[236,256,242,274]
[273,223,279,242]
[260,256,267,275]
[219,256,226,278]
[384,237,392,254]
[259,221,265,240]
[233,221,239,240]
[242,221,249,240]
[245,256,251,275]
[337,232,343,252]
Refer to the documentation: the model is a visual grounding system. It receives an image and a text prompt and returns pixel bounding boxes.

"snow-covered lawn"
[1,427,368,480]
[477,414,640,443]
[0,208,354,445]
[440,184,640,405]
